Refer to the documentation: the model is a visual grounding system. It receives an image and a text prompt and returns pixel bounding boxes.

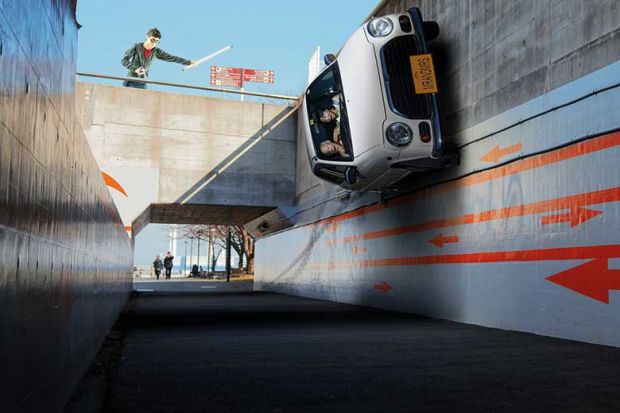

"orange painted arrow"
[101,172,128,197]
[373,282,392,293]
[546,258,620,304]
[540,206,602,227]
[429,234,459,248]
[318,245,620,270]
[479,143,522,163]
[341,187,617,245]
[315,132,620,230]
[315,245,620,303]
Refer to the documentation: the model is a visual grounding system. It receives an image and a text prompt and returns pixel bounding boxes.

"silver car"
[301,7,455,191]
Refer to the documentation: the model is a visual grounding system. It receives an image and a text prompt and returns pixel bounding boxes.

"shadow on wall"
[262,198,354,289]
[431,39,462,147]
[173,105,298,207]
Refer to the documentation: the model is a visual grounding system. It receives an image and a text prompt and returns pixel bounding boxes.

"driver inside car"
[318,107,349,158]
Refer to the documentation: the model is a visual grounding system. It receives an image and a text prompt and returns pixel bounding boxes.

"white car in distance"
[301,7,455,191]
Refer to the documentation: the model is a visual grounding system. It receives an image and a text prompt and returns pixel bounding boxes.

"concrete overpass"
[76,82,297,235]
[2,0,620,411]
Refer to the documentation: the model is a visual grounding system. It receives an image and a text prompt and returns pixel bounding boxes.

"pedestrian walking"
[121,27,194,89]
[152,255,163,280]
[163,251,174,279]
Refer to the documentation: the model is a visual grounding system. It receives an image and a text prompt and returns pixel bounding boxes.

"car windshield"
[305,63,353,161]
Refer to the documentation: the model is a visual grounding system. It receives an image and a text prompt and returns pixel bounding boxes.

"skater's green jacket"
[121,43,191,79]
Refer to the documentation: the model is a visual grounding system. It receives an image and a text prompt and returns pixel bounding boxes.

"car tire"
[440,151,460,168]
[423,21,440,41]
[344,166,357,185]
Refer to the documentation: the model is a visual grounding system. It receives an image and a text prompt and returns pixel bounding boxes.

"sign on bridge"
[210,66,275,89]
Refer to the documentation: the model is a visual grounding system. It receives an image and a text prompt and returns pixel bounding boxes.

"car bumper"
[409,7,443,158]
[378,7,443,158]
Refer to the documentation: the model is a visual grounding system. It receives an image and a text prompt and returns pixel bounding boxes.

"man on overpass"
[121,27,194,88]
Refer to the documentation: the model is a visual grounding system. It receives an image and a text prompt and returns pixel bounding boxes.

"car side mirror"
[323,54,336,65]
[344,166,357,185]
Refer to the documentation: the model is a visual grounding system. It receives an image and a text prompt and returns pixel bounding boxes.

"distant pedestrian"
[153,255,163,280]
[121,27,194,89]
[163,251,174,279]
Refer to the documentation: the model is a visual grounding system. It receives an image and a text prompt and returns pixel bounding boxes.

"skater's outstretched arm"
[155,48,191,65]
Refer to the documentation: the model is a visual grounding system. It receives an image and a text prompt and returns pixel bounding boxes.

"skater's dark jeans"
[165,268,172,279]
[123,80,147,89]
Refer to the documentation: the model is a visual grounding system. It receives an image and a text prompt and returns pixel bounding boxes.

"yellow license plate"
[410,54,438,94]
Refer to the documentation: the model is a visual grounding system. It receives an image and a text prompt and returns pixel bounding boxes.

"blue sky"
[77,0,378,98]
[76,0,379,265]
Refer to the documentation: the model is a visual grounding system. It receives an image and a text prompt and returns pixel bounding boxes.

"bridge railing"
[76,72,299,103]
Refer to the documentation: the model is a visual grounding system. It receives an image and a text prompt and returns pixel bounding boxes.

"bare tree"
[211,226,255,274]
[210,232,226,273]
[239,226,255,274]
[180,225,255,275]
[180,225,215,273]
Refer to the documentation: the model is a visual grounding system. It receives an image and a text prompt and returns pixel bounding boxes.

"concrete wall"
[255,0,620,346]
[76,83,297,234]
[384,0,620,143]
[0,1,133,411]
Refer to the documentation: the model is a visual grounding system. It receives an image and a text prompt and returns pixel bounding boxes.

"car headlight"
[386,123,413,147]
[367,17,393,38]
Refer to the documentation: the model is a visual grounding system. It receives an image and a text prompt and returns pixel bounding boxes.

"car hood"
[337,28,386,157]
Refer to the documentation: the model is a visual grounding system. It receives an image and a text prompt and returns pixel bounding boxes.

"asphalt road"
[133,278,254,294]
[82,281,620,412]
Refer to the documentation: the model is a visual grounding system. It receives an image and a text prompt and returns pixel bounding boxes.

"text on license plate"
[410,54,438,94]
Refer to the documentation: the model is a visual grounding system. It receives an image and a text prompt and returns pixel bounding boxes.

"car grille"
[381,35,431,119]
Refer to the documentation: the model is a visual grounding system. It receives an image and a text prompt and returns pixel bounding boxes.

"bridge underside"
[132,204,276,235]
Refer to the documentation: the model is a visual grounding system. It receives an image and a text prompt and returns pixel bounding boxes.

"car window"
[306,64,353,161]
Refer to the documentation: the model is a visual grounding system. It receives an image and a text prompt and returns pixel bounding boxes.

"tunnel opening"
[133,223,256,284]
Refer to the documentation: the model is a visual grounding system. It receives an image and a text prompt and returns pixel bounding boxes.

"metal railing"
[76,72,299,102]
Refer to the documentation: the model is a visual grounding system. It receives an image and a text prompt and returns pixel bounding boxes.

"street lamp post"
[184,240,188,276]
[197,236,201,274]
[206,226,212,276]
[226,226,232,282]
[189,237,194,273]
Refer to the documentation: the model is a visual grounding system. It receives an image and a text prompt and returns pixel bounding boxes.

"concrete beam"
[133,204,276,235]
